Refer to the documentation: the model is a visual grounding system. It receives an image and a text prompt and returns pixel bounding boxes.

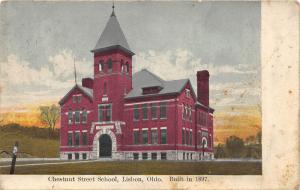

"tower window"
[98,104,112,122]
[99,60,104,71]
[108,58,112,72]
[126,62,129,73]
[104,82,107,95]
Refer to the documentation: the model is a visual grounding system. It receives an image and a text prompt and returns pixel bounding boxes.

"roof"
[59,84,93,105]
[91,11,134,55]
[125,69,190,99]
[195,101,215,113]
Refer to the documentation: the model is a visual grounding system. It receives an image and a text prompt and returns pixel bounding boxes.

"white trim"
[133,129,139,131]
[67,131,73,133]
[151,128,158,130]
[124,99,175,106]
[142,128,148,130]
[82,130,88,132]
[160,127,167,129]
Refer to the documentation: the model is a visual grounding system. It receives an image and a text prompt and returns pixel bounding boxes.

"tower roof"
[91,8,134,55]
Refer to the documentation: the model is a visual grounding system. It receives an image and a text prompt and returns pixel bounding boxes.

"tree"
[39,105,60,137]
[256,131,262,145]
[225,136,245,158]
[214,144,226,158]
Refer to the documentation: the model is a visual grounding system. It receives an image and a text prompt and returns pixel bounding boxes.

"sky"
[0,1,261,113]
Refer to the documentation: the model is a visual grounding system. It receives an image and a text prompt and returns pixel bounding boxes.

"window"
[99,60,104,71]
[82,132,87,145]
[160,102,167,119]
[133,153,139,160]
[187,153,189,160]
[183,152,185,160]
[82,109,87,123]
[142,130,148,144]
[160,128,167,144]
[190,153,193,160]
[142,104,148,120]
[197,131,201,146]
[108,58,112,72]
[126,62,129,73]
[185,89,190,98]
[73,95,82,103]
[151,103,157,119]
[67,133,73,146]
[121,60,124,72]
[75,153,79,160]
[182,129,185,145]
[189,131,193,145]
[189,107,192,121]
[82,153,87,160]
[103,82,107,95]
[98,104,112,122]
[151,129,158,144]
[185,129,189,145]
[161,152,167,160]
[151,153,157,160]
[133,130,139,144]
[133,105,139,121]
[75,110,80,124]
[75,132,80,146]
[68,109,73,124]
[142,153,148,160]
[68,154,72,160]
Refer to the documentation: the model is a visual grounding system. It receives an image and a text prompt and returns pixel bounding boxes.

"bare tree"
[39,105,60,137]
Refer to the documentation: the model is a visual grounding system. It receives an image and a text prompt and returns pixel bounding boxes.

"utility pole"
[10,141,18,174]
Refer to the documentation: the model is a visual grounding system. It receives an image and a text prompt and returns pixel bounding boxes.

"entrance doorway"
[99,134,112,158]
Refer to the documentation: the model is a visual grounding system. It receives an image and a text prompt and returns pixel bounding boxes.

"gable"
[59,85,93,105]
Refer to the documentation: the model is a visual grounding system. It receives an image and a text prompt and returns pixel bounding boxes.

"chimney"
[197,70,210,107]
[82,78,94,89]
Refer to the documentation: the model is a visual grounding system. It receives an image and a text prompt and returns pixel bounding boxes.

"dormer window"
[142,86,162,95]
[108,58,112,72]
[99,60,104,71]
[185,89,190,98]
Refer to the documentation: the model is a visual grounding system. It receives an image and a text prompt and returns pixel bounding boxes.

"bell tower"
[91,5,134,121]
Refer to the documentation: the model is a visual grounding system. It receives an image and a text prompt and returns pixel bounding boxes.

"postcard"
[0,1,299,189]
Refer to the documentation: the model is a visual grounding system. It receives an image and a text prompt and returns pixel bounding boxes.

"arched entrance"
[99,134,112,157]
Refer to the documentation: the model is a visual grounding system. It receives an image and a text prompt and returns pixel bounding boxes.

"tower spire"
[111,1,115,17]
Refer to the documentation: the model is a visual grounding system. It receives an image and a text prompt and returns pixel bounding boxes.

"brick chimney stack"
[197,70,210,107]
[82,78,94,89]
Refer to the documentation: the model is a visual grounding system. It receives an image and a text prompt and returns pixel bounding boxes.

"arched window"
[99,60,104,71]
[108,58,112,72]
[103,82,107,95]
[126,62,129,73]
[121,59,124,72]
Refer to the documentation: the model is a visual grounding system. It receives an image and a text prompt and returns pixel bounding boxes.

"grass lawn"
[0,124,59,158]
[0,161,262,175]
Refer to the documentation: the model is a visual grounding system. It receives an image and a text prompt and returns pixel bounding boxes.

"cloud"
[133,49,258,81]
[0,50,91,108]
